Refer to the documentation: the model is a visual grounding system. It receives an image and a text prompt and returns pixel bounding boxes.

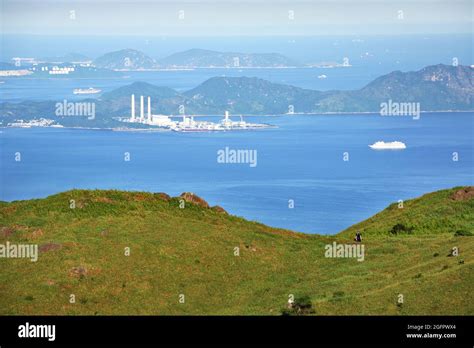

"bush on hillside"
[390,223,414,235]
[281,295,315,316]
[454,230,473,237]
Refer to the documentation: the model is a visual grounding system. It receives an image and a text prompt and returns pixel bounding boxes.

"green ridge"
[0,187,472,315]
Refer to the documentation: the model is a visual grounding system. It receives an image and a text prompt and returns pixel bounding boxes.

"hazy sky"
[1,0,472,36]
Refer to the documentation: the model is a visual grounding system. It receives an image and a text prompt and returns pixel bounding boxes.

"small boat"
[73,87,101,95]
[369,141,406,150]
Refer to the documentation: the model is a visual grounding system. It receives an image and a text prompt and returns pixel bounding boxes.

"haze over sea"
[1,34,472,102]
[1,113,472,234]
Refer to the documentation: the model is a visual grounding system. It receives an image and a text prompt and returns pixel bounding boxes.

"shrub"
[333,291,345,298]
[281,295,315,316]
[390,223,414,235]
[454,230,473,237]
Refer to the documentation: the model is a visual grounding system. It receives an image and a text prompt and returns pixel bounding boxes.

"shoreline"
[1,110,473,131]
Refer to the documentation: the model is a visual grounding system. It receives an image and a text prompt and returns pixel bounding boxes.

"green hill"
[93,49,157,70]
[2,64,472,127]
[341,186,474,237]
[0,187,472,315]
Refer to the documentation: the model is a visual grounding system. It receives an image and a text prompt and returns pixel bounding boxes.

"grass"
[0,187,472,315]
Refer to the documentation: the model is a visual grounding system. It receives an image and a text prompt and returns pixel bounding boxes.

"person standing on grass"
[354,232,362,242]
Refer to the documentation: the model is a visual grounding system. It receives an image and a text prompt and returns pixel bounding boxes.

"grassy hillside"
[0,187,472,315]
[341,186,474,238]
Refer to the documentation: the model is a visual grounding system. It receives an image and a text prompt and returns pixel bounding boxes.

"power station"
[127,94,271,132]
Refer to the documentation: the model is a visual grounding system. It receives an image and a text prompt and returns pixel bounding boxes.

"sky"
[1,0,473,36]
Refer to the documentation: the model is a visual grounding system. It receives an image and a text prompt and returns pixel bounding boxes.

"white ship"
[73,87,101,95]
[369,141,406,150]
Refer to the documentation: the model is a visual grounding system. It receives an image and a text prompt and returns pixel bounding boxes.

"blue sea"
[1,113,472,234]
[1,33,473,233]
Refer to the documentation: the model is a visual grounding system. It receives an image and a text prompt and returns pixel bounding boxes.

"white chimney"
[140,96,144,121]
[225,110,229,121]
[131,94,135,121]
[147,96,151,123]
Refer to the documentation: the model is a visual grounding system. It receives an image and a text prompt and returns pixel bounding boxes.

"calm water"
[1,113,472,234]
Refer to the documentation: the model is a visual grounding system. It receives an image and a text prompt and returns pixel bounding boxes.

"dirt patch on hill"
[132,193,151,201]
[39,242,62,253]
[94,196,114,203]
[211,205,228,214]
[180,192,210,208]
[29,229,44,240]
[154,192,171,201]
[0,226,15,238]
[68,265,101,279]
[1,206,17,214]
[451,187,474,201]
[69,266,88,278]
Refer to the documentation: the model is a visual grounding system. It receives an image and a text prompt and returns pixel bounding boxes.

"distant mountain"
[93,49,157,70]
[158,48,299,68]
[102,81,179,100]
[91,48,298,69]
[354,64,474,111]
[184,76,322,114]
[1,64,472,127]
[100,81,186,117]
[183,64,473,114]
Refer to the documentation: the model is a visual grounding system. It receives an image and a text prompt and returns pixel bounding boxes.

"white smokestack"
[140,96,144,121]
[131,94,135,121]
[147,96,151,123]
[225,111,229,121]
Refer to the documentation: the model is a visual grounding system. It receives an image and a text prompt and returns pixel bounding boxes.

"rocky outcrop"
[211,205,227,214]
[451,187,474,201]
[179,192,210,208]
[154,192,171,201]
